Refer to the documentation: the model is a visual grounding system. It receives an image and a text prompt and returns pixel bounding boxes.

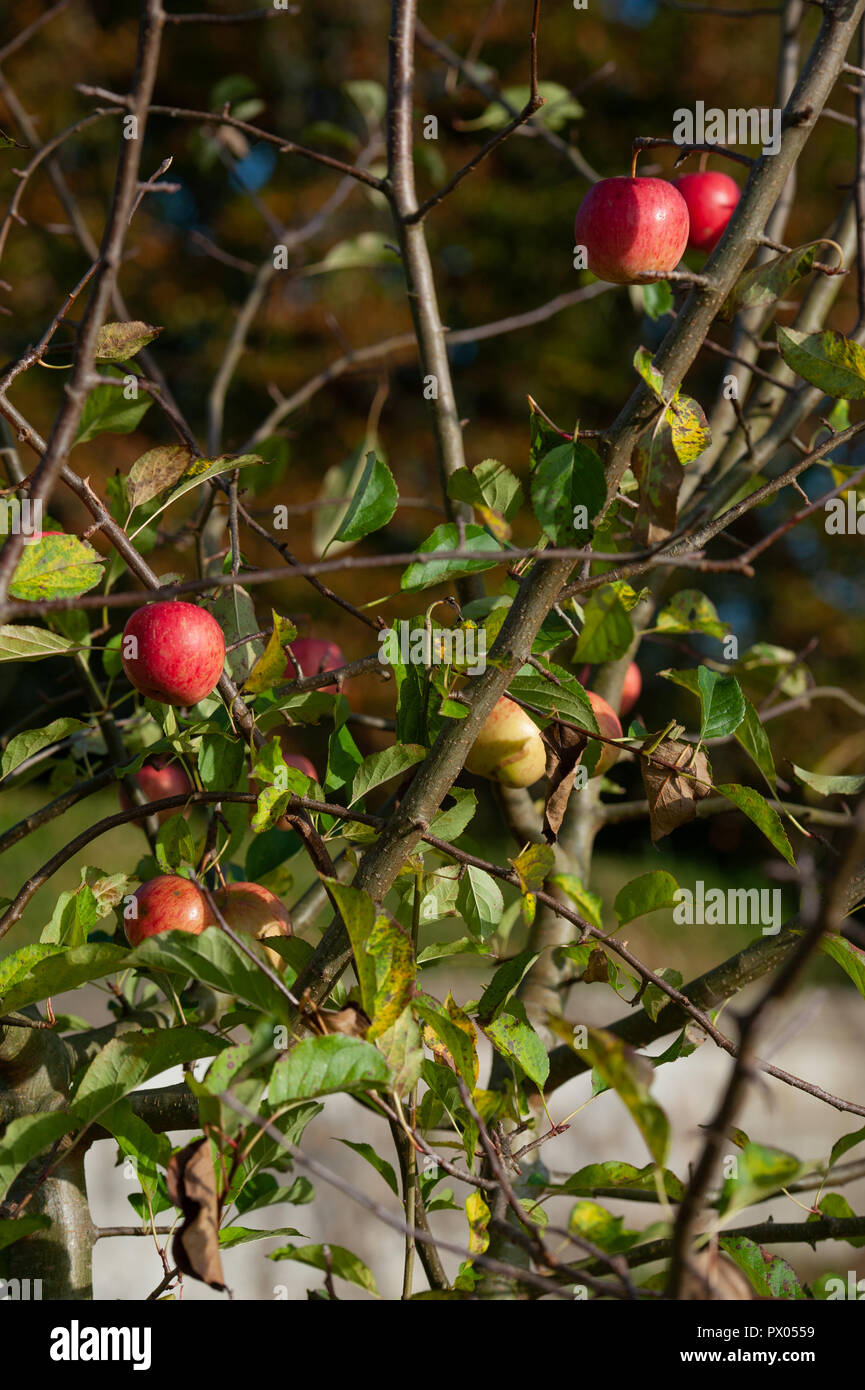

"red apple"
[465,696,547,788]
[121,601,225,706]
[213,881,292,971]
[620,662,642,718]
[672,171,739,252]
[125,874,211,947]
[119,756,193,822]
[586,690,623,779]
[574,177,689,285]
[284,637,344,692]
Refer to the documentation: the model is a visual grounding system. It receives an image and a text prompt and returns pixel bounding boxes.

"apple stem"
[698,151,708,172]
[631,147,639,178]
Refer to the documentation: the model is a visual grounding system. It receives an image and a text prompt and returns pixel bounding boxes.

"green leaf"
[448,457,524,523]
[550,873,604,930]
[1,717,87,778]
[721,244,820,322]
[562,1025,669,1165]
[349,743,426,805]
[777,326,865,399]
[98,1098,172,1201]
[460,81,582,132]
[8,534,103,602]
[343,78,387,124]
[400,523,501,593]
[0,1113,75,1202]
[719,1142,803,1215]
[94,320,162,362]
[270,1241,378,1294]
[697,667,745,740]
[476,949,540,1024]
[75,373,152,445]
[715,784,795,865]
[324,880,377,1016]
[70,1029,228,1125]
[154,815,196,874]
[641,967,684,1023]
[337,1140,399,1196]
[655,590,728,638]
[456,866,504,942]
[130,928,291,1018]
[269,1036,391,1103]
[830,1126,865,1167]
[633,346,665,400]
[0,1215,52,1251]
[818,933,865,998]
[366,913,415,1041]
[218,1224,306,1249]
[333,452,397,544]
[429,787,477,841]
[531,440,605,546]
[808,1193,865,1247]
[792,764,865,797]
[0,625,81,662]
[735,698,777,791]
[0,943,130,1014]
[507,662,597,729]
[484,999,549,1088]
[567,1200,644,1253]
[552,1161,684,1200]
[642,281,673,319]
[719,1235,806,1298]
[614,872,679,926]
[574,584,635,663]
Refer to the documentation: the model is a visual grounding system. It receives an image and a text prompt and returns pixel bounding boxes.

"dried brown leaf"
[165,1138,226,1291]
[640,738,712,843]
[543,722,588,842]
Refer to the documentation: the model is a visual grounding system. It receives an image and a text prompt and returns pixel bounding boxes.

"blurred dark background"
[1,0,864,951]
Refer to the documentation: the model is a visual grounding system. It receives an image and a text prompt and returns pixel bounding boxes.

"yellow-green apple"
[284,636,344,692]
[586,690,623,778]
[125,874,211,947]
[121,600,225,706]
[465,696,546,788]
[672,171,739,252]
[574,177,689,285]
[119,756,193,822]
[213,881,292,970]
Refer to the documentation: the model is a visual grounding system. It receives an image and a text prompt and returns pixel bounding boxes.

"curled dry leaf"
[680,1246,753,1301]
[165,1138,227,1291]
[319,1003,371,1038]
[542,722,588,842]
[640,738,712,843]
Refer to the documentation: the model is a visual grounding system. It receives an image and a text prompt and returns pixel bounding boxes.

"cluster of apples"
[465,662,641,789]
[125,873,292,966]
[574,170,739,285]
[118,600,343,950]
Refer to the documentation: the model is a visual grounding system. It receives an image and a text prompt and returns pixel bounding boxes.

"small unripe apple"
[620,662,642,717]
[465,696,546,788]
[119,756,193,823]
[284,637,344,692]
[586,690,623,779]
[125,874,211,947]
[121,601,225,706]
[213,881,292,971]
[672,171,739,252]
[574,177,689,285]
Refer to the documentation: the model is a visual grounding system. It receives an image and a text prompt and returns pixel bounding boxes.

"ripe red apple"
[672,171,739,253]
[119,756,193,822]
[284,637,344,691]
[620,662,642,717]
[574,177,689,285]
[213,881,292,971]
[121,601,225,706]
[586,691,623,779]
[465,696,546,788]
[125,874,211,947]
